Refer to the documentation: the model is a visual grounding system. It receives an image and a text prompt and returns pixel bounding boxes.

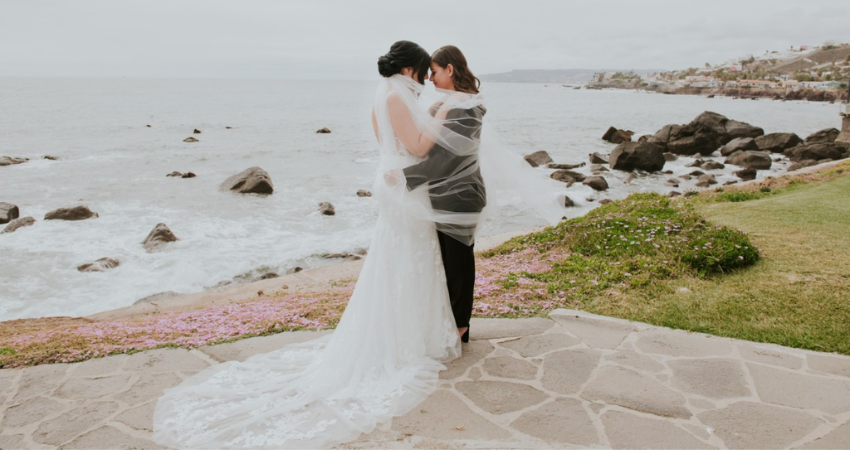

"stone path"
[2,309,850,449]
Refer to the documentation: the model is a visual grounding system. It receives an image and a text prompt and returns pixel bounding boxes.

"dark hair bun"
[377,55,397,78]
[376,41,430,83]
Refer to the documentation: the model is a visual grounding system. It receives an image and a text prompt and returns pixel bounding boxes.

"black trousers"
[437,230,475,328]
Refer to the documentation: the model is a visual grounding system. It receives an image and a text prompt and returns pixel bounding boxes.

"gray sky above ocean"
[0,0,848,79]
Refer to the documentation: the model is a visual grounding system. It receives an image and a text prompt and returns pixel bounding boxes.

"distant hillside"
[479,69,659,85]
[770,45,850,75]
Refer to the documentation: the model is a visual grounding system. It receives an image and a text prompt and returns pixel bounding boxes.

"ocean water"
[0,78,842,320]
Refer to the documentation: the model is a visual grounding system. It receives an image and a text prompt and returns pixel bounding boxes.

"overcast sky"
[0,0,847,80]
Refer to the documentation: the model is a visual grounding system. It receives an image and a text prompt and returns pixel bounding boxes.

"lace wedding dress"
[152,77,461,449]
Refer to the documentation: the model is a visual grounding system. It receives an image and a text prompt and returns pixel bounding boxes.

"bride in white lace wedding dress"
[153,43,464,449]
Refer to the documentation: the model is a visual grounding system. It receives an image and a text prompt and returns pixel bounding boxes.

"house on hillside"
[781,80,801,90]
[739,79,778,88]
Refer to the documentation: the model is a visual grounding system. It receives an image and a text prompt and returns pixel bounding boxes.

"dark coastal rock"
[356,190,372,197]
[547,162,586,170]
[668,191,682,197]
[665,178,680,188]
[0,156,29,166]
[724,180,738,185]
[44,205,99,221]
[146,124,152,128]
[226,126,233,129]
[582,176,609,191]
[701,160,725,170]
[686,158,704,168]
[221,166,274,195]
[559,195,575,207]
[787,160,819,172]
[167,171,183,177]
[688,170,705,177]
[254,272,280,281]
[755,133,803,153]
[679,174,692,180]
[804,128,839,145]
[637,135,651,143]
[193,128,202,134]
[524,150,553,167]
[354,247,368,255]
[724,151,772,170]
[724,119,765,140]
[44,155,59,160]
[551,169,585,183]
[623,173,637,184]
[784,143,843,162]
[316,127,332,134]
[598,199,613,205]
[1,216,35,234]
[182,172,196,178]
[720,137,758,156]
[323,252,361,261]
[589,152,609,164]
[734,168,757,181]
[649,111,763,156]
[183,137,199,143]
[601,126,634,144]
[590,164,609,174]
[77,257,120,273]
[609,141,665,172]
[318,202,335,216]
[0,203,20,224]
[696,174,718,186]
[663,152,677,161]
[142,223,178,252]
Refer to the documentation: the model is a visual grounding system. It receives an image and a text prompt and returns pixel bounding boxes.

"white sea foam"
[0,78,841,320]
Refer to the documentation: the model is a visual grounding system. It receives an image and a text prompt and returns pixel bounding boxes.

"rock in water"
[182,172,196,178]
[0,156,29,166]
[804,128,839,145]
[601,126,633,144]
[547,162,586,170]
[558,195,575,207]
[77,257,121,273]
[663,152,677,161]
[253,272,280,281]
[524,150,553,167]
[784,143,843,162]
[316,127,332,134]
[609,142,666,172]
[701,160,725,170]
[44,205,99,221]
[1,216,35,234]
[550,169,585,183]
[183,137,199,143]
[0,202,20,224]
[724,151,772,170]
[623,173,637,184]
[167,171,183,177]
[733,168,757,181]
[193,128,202,134]
[582,176,609,191]
[142,223,178,252]
[356,190,372,197]
[44,155,59,160]
[589,152,609,164]
[720,137,758,156]
[755,133,803,153]
[318,202,335,216]
[221,167,274,195]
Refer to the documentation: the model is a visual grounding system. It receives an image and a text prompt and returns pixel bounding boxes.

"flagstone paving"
[2,309,850,449]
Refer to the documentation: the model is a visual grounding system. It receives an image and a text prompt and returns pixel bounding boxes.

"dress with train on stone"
[152,77,462,449]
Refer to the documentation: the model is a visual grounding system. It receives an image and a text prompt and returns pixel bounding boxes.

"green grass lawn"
[483,167,850,355]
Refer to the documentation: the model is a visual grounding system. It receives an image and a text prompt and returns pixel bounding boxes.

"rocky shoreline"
[525,110,850,206]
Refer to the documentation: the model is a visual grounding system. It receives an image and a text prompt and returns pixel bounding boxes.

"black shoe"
[461,328,469,343]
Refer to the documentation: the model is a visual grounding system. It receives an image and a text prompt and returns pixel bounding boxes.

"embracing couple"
[152,41,559,449]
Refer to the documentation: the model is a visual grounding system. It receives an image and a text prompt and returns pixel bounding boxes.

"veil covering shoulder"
[374,74,564,246]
